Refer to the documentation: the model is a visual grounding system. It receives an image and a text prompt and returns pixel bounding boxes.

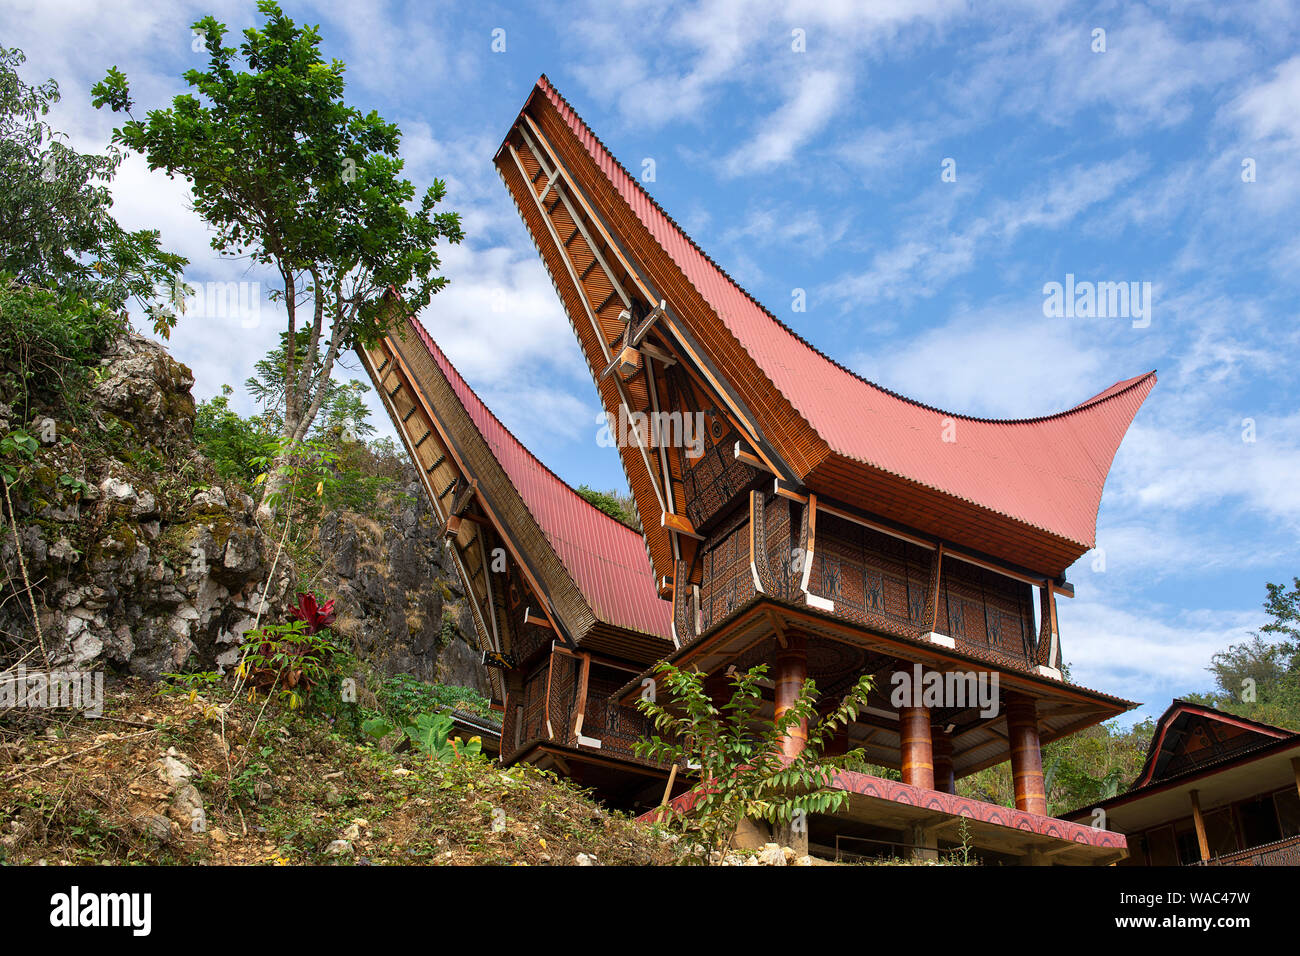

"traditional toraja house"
[356,307,679,806]
[1062,701,1300,866]
[486,75,1159,864]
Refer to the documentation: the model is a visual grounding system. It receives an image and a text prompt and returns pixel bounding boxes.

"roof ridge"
[1166,698,1299,737]
[533,75,1156,426]
[399,307,646,542]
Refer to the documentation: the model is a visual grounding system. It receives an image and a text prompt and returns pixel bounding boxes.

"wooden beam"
[662,511,704,540]
[599,344,641,381]
[637,340,677,368]
[1190,789,1211,863]
[734,440,773,474]
[660,763,679,808]
[629,299,667,346]
[448,477,478,518]
[572,651,592,739]
[799,493,820,602]
[929,544,945,633]
[544,650,555,740]
[774,477,808,503]
[524,606,555,631]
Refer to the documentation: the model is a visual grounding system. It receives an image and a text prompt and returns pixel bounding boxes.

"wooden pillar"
[1190,789,1210,863]
[1292,757,1300,800]
[1005,692,1047,816]
[774,635,808,759]
[899,706,934,790]
[932,726,955,794]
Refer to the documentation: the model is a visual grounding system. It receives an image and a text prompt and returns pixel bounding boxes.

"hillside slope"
[0,318,487,693]
[0,678,679,865]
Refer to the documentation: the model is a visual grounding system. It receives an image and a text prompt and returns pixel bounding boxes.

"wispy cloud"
[721,69,847,176]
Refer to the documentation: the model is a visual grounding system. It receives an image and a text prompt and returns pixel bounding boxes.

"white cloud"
[721,69,847,176]
[1109,418,1300,528]
[1230,54,1300,147]
[823,155,1146,308]
[846,301,1115,417]
[1060,587,1264,712]
[952,9,1251,132]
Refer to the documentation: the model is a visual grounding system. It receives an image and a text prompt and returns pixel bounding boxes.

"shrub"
[0,277,125,411]
[635,661,873,862]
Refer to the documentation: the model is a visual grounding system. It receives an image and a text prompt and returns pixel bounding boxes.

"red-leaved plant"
[239,592,339,707]
[289,592,336,634]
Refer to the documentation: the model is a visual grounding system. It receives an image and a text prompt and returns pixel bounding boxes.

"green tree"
[635,661,872,862]
[1177,579,1300,728]
[92,2,463,517]
[1260,577,1300,657]
[194,385,270,484]
[575,484,640,530]
[244,328,375,443]
[0,46,185,330]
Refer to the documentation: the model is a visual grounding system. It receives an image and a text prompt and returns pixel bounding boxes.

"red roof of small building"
[1130,699,1297,790]
[529,75,1156,554]
[403,311,672,642]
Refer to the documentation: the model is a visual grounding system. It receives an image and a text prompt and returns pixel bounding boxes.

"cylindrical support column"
[899,706,934,790]
[774,635,808,759]
[1006,691,1047,816]
[932,726,955,794]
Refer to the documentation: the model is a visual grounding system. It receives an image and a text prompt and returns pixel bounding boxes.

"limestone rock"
[757,843,788,866]
[169,784,204,830]
[156,755,193,788]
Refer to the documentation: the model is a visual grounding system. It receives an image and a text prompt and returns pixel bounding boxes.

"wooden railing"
[1196,833,1300,866]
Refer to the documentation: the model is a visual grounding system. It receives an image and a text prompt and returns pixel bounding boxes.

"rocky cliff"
[0,331,487,695]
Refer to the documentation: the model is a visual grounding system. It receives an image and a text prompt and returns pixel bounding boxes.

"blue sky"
[6,0,1300,722]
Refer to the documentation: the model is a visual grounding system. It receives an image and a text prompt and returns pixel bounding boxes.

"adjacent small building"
[1063,700,1300,865]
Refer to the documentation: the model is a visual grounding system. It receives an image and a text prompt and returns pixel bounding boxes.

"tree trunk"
[255,416,301,522]
[255,454,292,523]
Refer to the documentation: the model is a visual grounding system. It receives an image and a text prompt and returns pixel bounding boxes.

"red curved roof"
[531,75,1155,552]
[403,312,671,642]
[1131,699,1296,790]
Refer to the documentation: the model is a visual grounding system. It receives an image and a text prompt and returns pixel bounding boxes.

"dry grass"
[0,678,682,866]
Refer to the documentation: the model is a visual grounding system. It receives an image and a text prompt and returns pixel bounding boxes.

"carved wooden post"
[1006,691,1047,815]
[899,706,934,790]
[932,726,955,794]
[774,635,808,759]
